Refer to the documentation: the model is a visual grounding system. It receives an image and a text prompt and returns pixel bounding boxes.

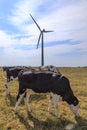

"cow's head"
[69,96,80,117]
[48,65,58,73]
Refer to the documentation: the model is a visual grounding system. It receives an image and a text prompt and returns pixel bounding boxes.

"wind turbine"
[30,14,53,66]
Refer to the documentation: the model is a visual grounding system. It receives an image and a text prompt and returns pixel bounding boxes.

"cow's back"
[18,71,62,93]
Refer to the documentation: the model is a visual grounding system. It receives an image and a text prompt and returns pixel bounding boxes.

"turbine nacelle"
[42,29,53,33]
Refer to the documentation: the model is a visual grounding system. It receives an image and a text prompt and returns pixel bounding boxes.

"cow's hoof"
[14,110,18,114]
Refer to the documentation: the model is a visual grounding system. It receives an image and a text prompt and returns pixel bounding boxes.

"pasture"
[0,67,87,130]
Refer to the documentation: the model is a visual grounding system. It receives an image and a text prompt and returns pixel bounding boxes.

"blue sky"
[0,0,87,67]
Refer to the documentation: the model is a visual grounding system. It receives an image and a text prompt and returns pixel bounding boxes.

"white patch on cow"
[52,73,57,77]
[48,93,62,118]
[10,76,14,80]
[10,77,18,82]
[69,104,80,117]
[14,94,24,113]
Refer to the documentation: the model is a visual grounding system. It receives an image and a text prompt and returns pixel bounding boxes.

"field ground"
[0,67,87,130]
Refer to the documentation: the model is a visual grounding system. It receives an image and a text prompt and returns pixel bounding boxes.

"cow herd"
[2,65,80,118]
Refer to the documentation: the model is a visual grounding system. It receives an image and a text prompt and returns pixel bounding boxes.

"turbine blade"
[37,33,42,49]
[43,30,53,33]
[30,14,41,32]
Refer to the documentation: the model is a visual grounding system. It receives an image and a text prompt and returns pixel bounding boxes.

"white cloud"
[8,0,87,45]
[8,0,45,26]
[0,30,16,47]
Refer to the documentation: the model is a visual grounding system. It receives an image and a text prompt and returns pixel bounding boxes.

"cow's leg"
[5,81,11,95]
[52,93,61,118]
[24,90,31,113]
[14,93,24,113]
[48,93,54,113]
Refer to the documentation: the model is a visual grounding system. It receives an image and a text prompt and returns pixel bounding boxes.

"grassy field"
[0,67,87,130]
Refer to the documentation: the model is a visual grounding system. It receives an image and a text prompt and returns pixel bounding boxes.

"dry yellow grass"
[0,67,87,130]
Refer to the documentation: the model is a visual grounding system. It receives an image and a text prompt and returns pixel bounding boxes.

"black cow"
[14,71,80,118]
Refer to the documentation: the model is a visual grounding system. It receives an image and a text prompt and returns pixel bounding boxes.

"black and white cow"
[2,65,59,95]
[2,66,32,94]
[39,65,59,73]
[14,70,80,118]
[2,66,15,72]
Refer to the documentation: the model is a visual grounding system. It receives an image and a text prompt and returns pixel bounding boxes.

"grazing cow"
[2,65,59,95]
[2,66,32,95]
[14,71,80,118]
[39,65,59,73]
